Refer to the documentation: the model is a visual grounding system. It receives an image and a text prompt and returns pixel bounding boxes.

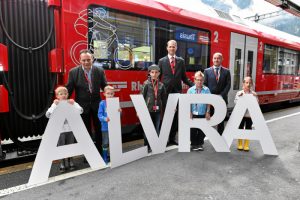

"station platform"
[1,105,300,199]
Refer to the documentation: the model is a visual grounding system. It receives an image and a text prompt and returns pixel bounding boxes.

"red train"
[1,0,300,145]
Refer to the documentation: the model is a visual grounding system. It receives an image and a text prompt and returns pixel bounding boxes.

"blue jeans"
[102,131,109,149]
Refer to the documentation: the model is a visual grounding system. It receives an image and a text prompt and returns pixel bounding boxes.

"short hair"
[243,76,253,84]
[194,71,204,79]
[148,64,160,72]
[167,40,177,47]
[55,86,68,95]
[213,52,223,59]
[79,49,92,56]
[104,85,114,92]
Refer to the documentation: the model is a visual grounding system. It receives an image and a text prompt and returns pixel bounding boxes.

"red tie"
[170,57,175,74]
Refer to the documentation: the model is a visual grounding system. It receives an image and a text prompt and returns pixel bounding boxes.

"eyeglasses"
[194,79,203,82]
[57,92,68,95]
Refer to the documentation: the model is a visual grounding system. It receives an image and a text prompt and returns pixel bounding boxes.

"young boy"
[234,76,257,151]
[187,71,211,151]
[141,64,167,152]
[98,85,121,164]
[46,86,83,172]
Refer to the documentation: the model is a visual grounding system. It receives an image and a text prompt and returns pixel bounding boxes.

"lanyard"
[195,88,202,111]
[151,79,159,105]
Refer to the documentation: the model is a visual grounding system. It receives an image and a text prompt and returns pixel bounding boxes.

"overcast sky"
[200,0,280,18]
[200,0,300,36]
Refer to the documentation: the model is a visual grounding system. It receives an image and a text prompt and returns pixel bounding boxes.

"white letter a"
[223,95,278,155]
[28,102,105,186]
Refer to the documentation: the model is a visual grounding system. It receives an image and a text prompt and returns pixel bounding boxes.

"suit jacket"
[158,56,193,94]
[66,65,107,114]
[204,66,231,104]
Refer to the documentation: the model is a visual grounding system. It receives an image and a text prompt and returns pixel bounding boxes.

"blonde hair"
[194,71,204,79]
[55,86,68,95]
[243,76,253,84]
[104,85,114,92]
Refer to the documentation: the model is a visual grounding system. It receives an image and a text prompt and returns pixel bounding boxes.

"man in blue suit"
[204,52,231,135]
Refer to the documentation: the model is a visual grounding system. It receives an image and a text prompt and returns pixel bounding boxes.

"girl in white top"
[234,76,257,151]
[46,86,83,172]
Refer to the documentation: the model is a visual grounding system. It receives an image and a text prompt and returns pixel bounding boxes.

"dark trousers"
[144,111,161,148]
[169,107,178,143]
[239,117,252,130]
[81,108,102,153]
[210,107,225,135]
[191,115,206,146]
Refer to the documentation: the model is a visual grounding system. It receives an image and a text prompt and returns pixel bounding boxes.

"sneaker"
[197,145,204,151]
[191,146,199,151]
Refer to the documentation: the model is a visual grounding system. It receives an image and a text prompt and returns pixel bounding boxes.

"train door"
[228,32,258,108]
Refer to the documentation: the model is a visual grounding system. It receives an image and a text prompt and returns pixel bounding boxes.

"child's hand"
[252,91,257,96]
[205,112,211,120]
[54,99,59,105]
[106,117,110,122]
[118,108,122,112]
[68,99,75,105]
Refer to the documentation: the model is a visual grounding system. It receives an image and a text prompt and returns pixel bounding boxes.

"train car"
[1,0,300,150]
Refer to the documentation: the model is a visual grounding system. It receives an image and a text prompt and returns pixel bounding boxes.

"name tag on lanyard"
[152,79,159,111]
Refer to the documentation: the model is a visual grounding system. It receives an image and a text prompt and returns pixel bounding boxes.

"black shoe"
[69,160,75,170]
[168,141,178,146]
[83,158,88,163]
[59,163,66,173]
[0,152,6,160]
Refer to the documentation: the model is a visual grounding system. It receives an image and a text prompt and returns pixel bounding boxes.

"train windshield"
[87,6,210,72]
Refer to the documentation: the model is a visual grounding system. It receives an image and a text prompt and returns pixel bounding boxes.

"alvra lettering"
[28,94,278,186]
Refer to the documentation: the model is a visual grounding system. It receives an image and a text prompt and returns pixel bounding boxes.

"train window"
[233,48,242,90]
[263,44,300,75]
[246,50,254,77]
[88,6,210,72]
[164,25,210,72]
[88,7,155,70]
[263,44,278,74]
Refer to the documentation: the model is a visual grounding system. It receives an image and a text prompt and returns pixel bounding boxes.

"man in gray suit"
[159,40,194,145]
[66,50,107,154]
[204,52,231,135]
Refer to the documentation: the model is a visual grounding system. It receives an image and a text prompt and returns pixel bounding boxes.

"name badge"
[153,106,159,111]
[192,111,199,115]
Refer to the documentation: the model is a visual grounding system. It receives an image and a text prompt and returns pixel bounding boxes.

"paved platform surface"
[1,106,300,199]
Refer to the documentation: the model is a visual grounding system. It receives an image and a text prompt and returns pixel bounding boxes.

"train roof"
[154,0,300,47]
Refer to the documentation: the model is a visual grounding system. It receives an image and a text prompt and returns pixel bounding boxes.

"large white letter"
[131,94,179,154]
[178,94,230,152]
[28,102,105,186]
[107,97,148,168]
[222,94,278,155]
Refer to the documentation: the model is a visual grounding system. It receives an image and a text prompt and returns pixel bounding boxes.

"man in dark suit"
[204,52,231,135]
[158,40,194,145]
[66,50,107,154]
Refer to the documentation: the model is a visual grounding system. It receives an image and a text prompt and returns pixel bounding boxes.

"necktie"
[84,70,92,93]
[170,57,175,74]
[215,67,219,81]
